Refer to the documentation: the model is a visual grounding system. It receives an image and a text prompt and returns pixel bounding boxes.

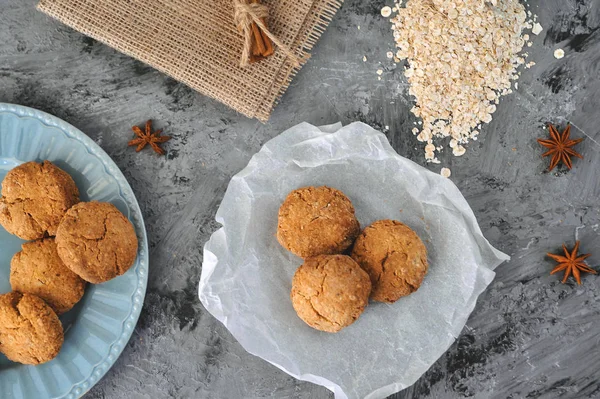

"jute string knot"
[233,0,303,67]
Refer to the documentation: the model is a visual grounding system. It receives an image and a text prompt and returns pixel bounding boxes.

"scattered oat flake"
[532,23,543,35]
[376,69,383,75]
[440,167,451,178]
[363,55,367,62]
[554,48,565,59]
[357,25,361,30]
[381,6,392,17]
[453,145,467,157]
[387,51,394,59]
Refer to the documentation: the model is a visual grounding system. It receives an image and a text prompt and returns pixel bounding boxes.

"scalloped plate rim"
[0,103,149,399]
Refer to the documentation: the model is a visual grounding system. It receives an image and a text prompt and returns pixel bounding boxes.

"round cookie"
[0,160,80,240]
[351,220,428,303]
[291,254,371,333]
[56,201,138,284]
[10,238,86,315]
[0,292,64,365]
[277,186,360,258]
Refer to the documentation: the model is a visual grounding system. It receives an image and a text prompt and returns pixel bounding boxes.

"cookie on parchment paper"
[291,254,371,333]
[351,220,428,303]
[277,186,360,258]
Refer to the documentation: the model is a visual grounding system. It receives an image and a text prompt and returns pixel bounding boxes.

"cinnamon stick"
[251,19,267,56]
[249,0,274,62]
[261,27,274,56]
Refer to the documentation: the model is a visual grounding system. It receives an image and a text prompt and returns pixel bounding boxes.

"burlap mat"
[37,0,343,122]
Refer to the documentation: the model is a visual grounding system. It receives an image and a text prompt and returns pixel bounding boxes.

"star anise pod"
[128,120,171,155]
[548,241,597,285]
[537,123,584,171]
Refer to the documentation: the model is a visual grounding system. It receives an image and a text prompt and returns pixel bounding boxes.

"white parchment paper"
[199,122,509,399]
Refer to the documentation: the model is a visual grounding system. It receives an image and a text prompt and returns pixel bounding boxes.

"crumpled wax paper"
[199,122,509,399]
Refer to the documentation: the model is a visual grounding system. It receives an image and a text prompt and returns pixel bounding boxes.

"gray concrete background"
[1,0,600,397]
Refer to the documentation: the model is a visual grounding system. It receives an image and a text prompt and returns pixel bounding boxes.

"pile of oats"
[388,0,540,162]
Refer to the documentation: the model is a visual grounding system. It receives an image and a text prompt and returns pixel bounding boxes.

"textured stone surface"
[1,0,599,397]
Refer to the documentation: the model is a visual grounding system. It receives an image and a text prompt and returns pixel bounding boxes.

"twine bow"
[233,0,302,67]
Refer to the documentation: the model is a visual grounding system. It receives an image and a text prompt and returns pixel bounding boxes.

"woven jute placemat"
[37,0,343,122]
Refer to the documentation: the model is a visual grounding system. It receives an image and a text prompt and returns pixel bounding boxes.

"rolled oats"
[389,0,539,161]
[531,22,543,35]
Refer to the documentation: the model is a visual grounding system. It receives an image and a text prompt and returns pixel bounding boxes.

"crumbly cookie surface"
[291,254,371,333]
[351,220,428,303]
[0,292,64,365]
[11,238,86,314]
[56,201,138,284]
[277,186,360,258]
[0,161,80,240]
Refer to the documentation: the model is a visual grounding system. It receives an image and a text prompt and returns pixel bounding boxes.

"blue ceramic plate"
[0,104,148,399]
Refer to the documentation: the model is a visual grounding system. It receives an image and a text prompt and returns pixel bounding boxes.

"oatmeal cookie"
[0,161,80,240]
[277,186,360,258]
[56,201,138,284]
[291,254,371,333]
[0,292,63,365]
[10,238,86,314]
[351,220,428,303]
